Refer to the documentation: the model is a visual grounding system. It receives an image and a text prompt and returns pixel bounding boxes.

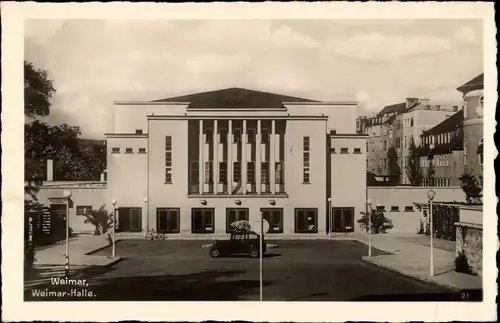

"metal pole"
[65,199,70,277]
[429,200,434,276]
[368,205,372,258]
[328,200,331,239]
[260,211,263,302]
[112,207,116,257]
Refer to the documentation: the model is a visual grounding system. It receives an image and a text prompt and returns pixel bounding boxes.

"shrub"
[455,250,473,274]
[459,172,483,204]
[81,204,112,235]
[358,209,394,234]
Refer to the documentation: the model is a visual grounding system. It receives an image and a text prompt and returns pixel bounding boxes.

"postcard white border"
[1,2,497,322]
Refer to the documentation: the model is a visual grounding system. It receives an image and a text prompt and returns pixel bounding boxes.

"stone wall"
[455,222,483,276]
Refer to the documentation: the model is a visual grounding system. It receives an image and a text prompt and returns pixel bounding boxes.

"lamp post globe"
[367,198,372,207]
[427,189,436,201]
[63,190,72,199]
[112,199,117,206]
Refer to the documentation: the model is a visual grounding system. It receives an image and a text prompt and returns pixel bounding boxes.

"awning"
[477,143,483,154]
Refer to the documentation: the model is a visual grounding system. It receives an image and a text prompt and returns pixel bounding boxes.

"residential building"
[400,99,459,184]
[418,110,465,186]
[101,88,367,235]
[457,74,484,177]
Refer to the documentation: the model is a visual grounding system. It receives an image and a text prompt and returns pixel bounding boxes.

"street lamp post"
[367,199,372,258]
[112,199,117,258]
[427,189,436,276]
[327,197,332,238]
[259,211,263,302]
[63,190,72,277]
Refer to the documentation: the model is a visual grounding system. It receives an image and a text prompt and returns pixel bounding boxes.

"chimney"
[419,98,430,107]
[47,159,54,182]
[453,105,458,112]
[405,97,419,109]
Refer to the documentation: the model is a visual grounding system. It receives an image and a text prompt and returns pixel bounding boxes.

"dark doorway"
[332,207,355,233]
[118,208,142,232]
[226,208,249,232]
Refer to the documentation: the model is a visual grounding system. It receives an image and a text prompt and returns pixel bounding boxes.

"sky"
[25,19,483,139]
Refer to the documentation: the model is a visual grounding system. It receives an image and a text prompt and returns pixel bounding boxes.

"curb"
[361,256,460,292]
[85,239,123,255]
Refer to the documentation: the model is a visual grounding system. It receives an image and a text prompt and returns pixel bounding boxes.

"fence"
[417,203,460,241]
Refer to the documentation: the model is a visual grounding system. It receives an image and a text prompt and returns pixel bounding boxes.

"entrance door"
[49,204,67,239]
[331,207,354,233]
[118,208,142,232]
[226,208,249,233]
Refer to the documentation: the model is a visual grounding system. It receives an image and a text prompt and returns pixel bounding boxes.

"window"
[189,161,199,190]
[157,208,180,233]
[376,205,385,212]
[205,129,213,143]
[233,128,241,143]
[410,118,414,127]
[261,162,269,184]
[226,208,249,233]
[165,136,173,183]
[295,208,318,233]
[125,148,133,154]
[404,206,414,212]
[303,136,311,183]
[191,208,215,233]
[247,129,256,144]
[261,129,270,144]
[353,148,362,154]
[219,129,227,144]
[331,207,354,233]
[111,147,120,154]
[261,208,284,233]
[76,206,92,215]
[138,148,146,154]
[390,206,400,212]
[204,161,213,184]
[135,129,143,134]
[331,147,337,153]
[247,162,255,183]
[275,162,283,184]
[340,147,349,154]
[233,161,241,182]
[219,162,227,183]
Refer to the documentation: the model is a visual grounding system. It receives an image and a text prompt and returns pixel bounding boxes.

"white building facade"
[104,88,367,236]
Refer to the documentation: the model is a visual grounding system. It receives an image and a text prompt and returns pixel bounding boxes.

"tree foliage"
[24,60,106,201]
[25,61,55,118]
[386,146,401,185]
[358,208,394,234]
[80,205,113,235]
[405,139,422,186]
[459,171,483,204]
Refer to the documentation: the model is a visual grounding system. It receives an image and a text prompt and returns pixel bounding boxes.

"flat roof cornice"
[283,101,358,106]
[105,133,148,138]
[147,115,328,121]
[114,101,189,105]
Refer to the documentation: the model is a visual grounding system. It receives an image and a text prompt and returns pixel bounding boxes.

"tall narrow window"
[165,136,173,183]
[261,161,270,193]
[219,129,227,144]
[233,161,241,182]
[261,129,270,144]
[205,128,213,144]
[247,162,255,183]
[233,128,241,143]
[219,162,227,183]
[247,129,256,144]
[303,136,311,183]
[204,161,213,184]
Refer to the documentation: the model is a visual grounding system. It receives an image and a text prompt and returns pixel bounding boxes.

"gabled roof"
[152,87,317,109]
[457,73,484,93]
[421,110,464,136]
[376,102,406,117]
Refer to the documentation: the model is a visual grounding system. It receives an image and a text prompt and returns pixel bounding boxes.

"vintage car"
[209,231,267,258]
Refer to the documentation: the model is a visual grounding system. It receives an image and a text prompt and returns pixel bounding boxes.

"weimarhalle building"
[39,88,368,237]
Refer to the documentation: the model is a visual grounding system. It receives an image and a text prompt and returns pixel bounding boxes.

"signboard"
[251,218,269,234]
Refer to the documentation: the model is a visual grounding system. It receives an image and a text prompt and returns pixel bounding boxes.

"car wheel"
[249,248,259,258]
[210,247,220,258]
